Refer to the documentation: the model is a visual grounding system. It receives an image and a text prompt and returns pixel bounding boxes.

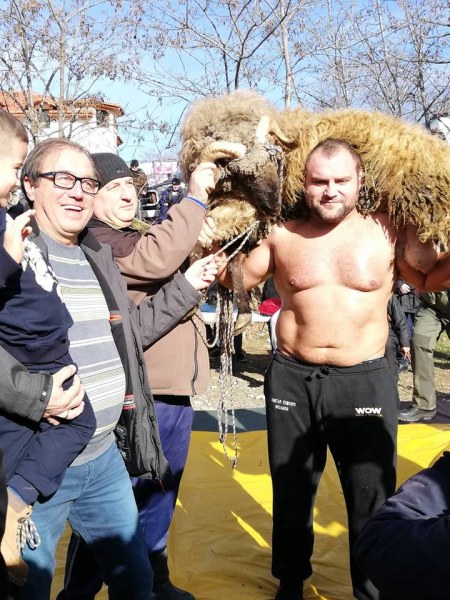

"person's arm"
[421,251,450,290]
[1,210,35,271]
[354,453,450,599]
[0,350,85,423]
[132,256,217,349]
[396,224,440,289]
[216,229,275,291]
[93,162,218,283]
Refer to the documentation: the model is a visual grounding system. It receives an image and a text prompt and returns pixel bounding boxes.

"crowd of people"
[0,106,449,600]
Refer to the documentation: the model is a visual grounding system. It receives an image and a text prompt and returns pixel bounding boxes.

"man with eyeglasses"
[54,153,216,600]
[0,138,217,600]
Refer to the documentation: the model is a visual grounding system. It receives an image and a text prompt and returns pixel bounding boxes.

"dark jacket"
[355,452,450,600]
[394,279,421,314]
[387,295,410,348]
[158,187,184,223]
[0,224,203,480]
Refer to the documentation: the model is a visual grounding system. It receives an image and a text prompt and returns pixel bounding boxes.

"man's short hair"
[0,109,28,151]
[306,138,362,172]
[20,138,95,201]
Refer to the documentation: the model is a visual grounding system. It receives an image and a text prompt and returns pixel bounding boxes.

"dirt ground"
[192,324,450,411]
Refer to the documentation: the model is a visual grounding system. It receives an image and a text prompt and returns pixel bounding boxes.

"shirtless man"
[217,138,437,600]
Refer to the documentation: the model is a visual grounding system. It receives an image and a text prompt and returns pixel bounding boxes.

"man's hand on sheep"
[198,216,216,250]
[186,161,220,203]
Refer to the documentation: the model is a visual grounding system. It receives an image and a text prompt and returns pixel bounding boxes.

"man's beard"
[309,201,354,224]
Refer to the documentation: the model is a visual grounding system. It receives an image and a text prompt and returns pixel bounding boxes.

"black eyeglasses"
[37,171,100,195]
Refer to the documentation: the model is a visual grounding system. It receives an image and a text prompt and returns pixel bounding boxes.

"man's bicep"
[242,238,274,290]
[403,224,439,274]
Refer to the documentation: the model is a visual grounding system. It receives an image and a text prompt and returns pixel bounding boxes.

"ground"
[192,324,450,411]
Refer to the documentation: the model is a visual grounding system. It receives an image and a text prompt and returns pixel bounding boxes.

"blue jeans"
[133,395,194,552]
[18,442,154,600]
[54,397,194,600]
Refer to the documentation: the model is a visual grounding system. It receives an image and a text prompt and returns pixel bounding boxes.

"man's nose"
[121,185,132,200]
[69,179,84,199]
[325,181,338,197]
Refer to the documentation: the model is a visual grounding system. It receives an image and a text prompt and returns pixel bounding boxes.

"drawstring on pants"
[306,367,331,381]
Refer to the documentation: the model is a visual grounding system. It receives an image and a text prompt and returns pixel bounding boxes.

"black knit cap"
[91,153,133,189]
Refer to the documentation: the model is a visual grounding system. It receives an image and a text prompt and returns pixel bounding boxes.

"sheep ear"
[200,141,246,162]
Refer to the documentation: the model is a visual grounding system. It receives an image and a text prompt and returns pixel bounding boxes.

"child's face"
[0,138,28,207]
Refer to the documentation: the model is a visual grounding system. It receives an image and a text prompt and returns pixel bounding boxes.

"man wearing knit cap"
[158,176,185,223]
[57,152,216,600]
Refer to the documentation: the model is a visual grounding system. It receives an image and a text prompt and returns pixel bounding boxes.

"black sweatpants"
[264,351,398,600]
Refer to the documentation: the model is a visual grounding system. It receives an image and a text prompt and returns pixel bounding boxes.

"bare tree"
[131,0,327,151]
[297,0,449,122]
[0,0,144,140]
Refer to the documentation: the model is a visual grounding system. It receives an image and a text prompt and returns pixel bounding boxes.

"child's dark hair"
[0,109,28,147]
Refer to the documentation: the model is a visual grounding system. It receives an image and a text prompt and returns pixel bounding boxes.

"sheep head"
[180,90,294,244]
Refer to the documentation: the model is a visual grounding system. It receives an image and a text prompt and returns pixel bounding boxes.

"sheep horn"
[255,115,271,144]
[267,122,297,148]
[200,141,246,162]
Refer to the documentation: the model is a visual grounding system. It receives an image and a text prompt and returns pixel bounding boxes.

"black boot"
[274,580,304,600]
[150,549,195,600]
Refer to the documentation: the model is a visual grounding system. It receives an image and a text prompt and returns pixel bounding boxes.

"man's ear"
[22,176,36,203]
[358,168,365,188]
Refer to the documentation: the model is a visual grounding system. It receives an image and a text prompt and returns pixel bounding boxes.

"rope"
[216,287,238,468]
[211,221,261,268]
[17,514,41,552]
[196,220,262,468]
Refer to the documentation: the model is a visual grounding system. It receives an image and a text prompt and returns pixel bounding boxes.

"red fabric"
[258,298,281,316]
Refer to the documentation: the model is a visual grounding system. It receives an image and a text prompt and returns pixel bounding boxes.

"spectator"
[55,152,216,600]
[2,137,216,600]
[399,291,450,422]
[385,295,410,387]
[130,159,149,199]
[354,452,450,600]
[0,161,96,586]
[394,279,420,372]
[394,279,421,338]
[158,177,184,223]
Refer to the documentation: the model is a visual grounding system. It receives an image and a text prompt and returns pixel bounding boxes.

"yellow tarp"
[52,422,450,600]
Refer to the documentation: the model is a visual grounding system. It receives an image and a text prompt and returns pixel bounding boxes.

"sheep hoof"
[234,313,252,335]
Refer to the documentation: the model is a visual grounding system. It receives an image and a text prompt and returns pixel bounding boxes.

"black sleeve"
[388,295,410,347]
[355,453,450,599]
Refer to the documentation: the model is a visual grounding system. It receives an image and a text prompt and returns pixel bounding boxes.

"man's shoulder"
[271,219,303,237]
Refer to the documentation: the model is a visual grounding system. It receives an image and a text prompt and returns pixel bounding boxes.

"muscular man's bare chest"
[275,217,396,293]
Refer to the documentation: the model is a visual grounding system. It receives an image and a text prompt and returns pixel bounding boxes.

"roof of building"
[0,91,124,121]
